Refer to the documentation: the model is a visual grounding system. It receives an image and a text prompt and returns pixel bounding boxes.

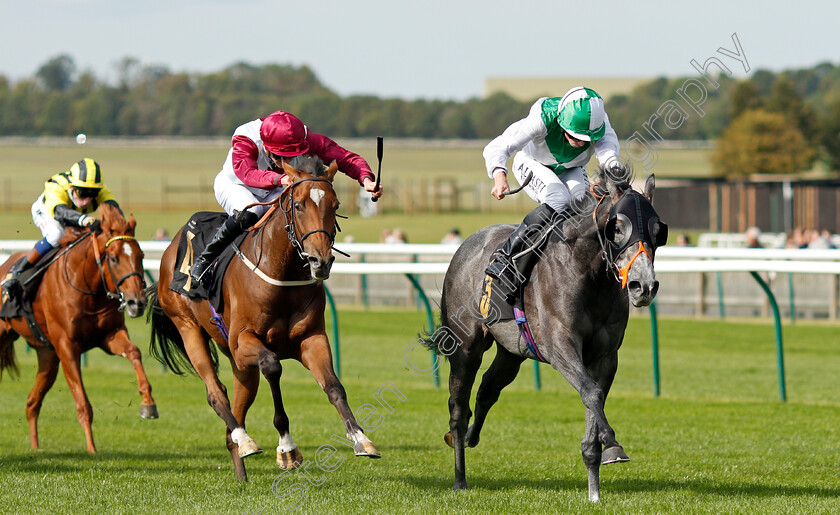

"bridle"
[278,177,339,260]
[590,184,666,289]
[65,231,145,311]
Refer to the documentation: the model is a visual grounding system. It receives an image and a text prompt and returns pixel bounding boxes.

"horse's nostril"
[650,281,660,297]
[628,281,642,294]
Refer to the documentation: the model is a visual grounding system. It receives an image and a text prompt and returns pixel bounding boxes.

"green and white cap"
[558,87,606,142]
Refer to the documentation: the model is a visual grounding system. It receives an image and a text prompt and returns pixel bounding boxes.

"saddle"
[0,247,65,346]
[168,212,247,314]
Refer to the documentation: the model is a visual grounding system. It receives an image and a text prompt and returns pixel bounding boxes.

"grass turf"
[0,311,838,513]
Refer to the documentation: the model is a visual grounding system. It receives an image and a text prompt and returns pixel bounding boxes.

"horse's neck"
[244,218,309,281]
[546,213,608,281]
[54,237,103,296]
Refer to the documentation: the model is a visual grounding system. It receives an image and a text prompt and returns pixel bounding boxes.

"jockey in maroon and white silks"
[191,110,382,283]
[215,114,376,216]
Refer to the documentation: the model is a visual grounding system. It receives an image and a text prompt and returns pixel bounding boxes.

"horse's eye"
[109,255,118,265]
[294,201,303,211]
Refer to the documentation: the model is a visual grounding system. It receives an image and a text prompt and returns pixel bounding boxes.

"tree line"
[2,54,839,175]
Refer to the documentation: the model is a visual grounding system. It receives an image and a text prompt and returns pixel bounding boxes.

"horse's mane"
[56,202,130,247]
[100,202,130,234]
[555,162,634,244]
[294,155,328,178]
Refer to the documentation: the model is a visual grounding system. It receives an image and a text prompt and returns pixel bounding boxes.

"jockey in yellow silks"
[1,158,123,301]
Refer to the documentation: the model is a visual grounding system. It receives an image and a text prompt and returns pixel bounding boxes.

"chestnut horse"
[0,203,156,453]
[147,158,379,482]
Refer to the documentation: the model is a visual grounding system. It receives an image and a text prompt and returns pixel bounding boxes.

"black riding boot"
[189,210,259,283]
[485,203,559,304]
[1,248,41,301]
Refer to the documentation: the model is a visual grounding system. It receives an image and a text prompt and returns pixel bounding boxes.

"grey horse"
[428,172,666,502]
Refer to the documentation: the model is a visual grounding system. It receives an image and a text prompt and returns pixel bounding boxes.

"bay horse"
[147,157,379,482]
[0,203,156,453]
[429,170,667,502]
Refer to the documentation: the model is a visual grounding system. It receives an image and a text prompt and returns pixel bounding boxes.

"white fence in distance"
[2,240,840,318]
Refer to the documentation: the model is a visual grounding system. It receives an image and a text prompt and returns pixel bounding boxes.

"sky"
[2,0,838,101]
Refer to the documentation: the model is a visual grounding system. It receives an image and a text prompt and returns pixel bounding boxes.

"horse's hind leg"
[179,325,262,475]
[26,346,60,449]
[55,344,97,453]
[465,345,525,448]
[300,333,380,458]
[446,339,487,490]
[228,357,262,481]
[102,328,158,419]
[257,352,303,470]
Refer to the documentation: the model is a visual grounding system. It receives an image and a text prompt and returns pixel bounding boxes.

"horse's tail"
[146,283,208,375]
[418,285,449,356]
[0,329,19,381]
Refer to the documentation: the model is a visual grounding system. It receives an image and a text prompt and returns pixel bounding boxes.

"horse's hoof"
[602,445,630,464]
[444,432,454,448]
[237,439,263,459]
[139,404,159,419]
[276,447,303,470]
[465,426,480,448]
[354,440,381,459]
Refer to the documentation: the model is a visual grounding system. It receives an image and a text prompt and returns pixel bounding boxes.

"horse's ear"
[128,213,137,234]
[643,174,656,203]
[283,161,302,181]
[326,160,339,182]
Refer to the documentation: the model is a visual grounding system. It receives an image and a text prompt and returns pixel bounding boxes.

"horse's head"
[96,203,147,317]
[602,173,668,307]
[281,157,340,281]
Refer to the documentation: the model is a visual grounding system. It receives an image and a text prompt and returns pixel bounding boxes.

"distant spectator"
[441,228,463,245]
[675,234,692,247]
[807,228,835,249]
[153,228,171,241]
[390,229,407,244]
[785,228,807,249]
[380,228,392,243]
[745,226,763,248]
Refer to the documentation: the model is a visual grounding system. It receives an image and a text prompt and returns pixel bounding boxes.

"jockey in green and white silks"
[483,87,621,304]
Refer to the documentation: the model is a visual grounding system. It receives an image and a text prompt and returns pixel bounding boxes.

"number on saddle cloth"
[172,212,242,306]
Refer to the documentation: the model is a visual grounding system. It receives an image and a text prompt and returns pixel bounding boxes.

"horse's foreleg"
[467,345,524,448]
[445,346,485,490]
[180,326,261,478]
[26,347,60,449]
[55,345,96,453]
[551,345,621,453]
[102,329,158,419]
[571,352,628,503]
[257,352,302,470]
[300,334,380,459]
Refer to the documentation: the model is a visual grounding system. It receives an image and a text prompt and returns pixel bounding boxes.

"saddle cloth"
[478,274,547,363]
[0,246,62,320]
[168,211,246,314]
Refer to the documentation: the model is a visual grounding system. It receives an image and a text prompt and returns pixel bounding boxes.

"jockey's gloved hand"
[606,161,629,182]
[88,220,101,232]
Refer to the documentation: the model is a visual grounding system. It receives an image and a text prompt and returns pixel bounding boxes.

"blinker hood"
[604,191,668,254]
